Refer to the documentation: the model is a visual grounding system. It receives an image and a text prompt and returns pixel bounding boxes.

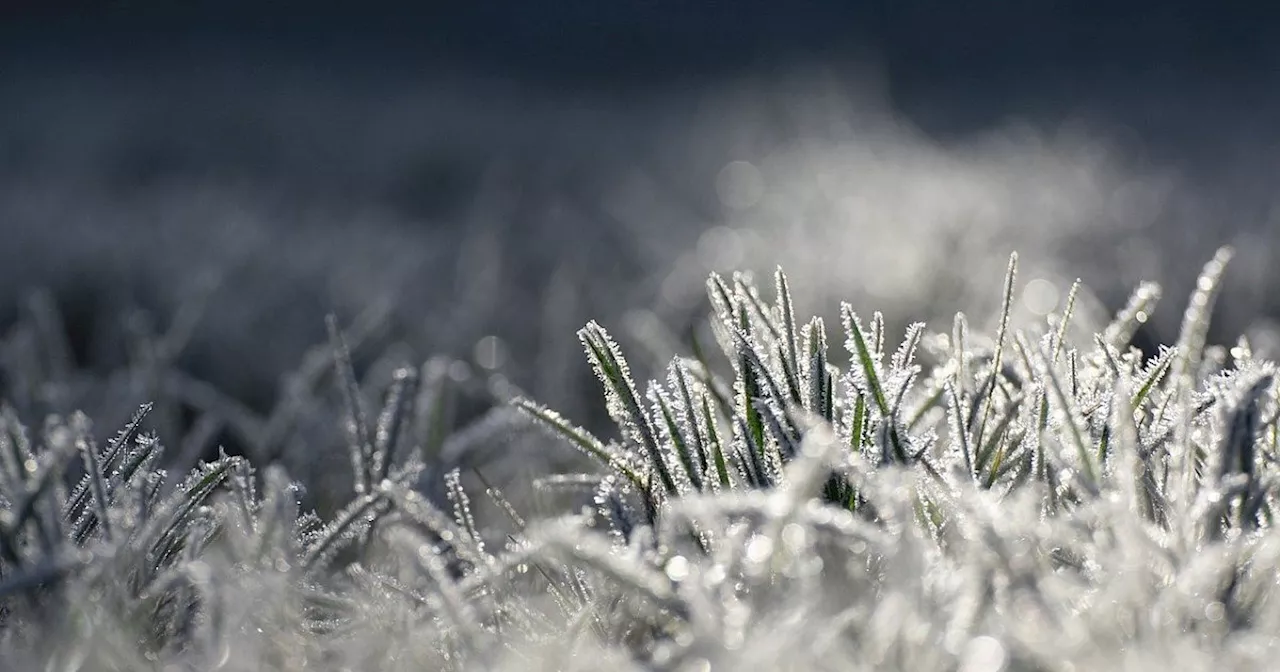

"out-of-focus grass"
[5,67,1278,419]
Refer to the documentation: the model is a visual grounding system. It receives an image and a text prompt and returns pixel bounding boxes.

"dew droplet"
[696,225,745,270]
[665,555,691,582]
[781,523,807,550]
[681,658,712,672]
[1023,278,1059,316]
[959,636,1008,672]
[1205,601,1225,622]
[474,335,508,370]
[745,535,774,565]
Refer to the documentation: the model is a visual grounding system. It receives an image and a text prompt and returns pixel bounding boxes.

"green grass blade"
[513,398,645,492]
[841,305,905,462]
[1104,281,1162,351]
[579,321,677,496]
[328,314,374,496]
[976,252,1018,451]
[1050,278,1081,364]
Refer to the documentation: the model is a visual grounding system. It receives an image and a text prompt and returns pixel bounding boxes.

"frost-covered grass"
[4,245,1280,670]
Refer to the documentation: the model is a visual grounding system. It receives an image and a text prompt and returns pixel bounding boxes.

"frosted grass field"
[2,64,1280,669]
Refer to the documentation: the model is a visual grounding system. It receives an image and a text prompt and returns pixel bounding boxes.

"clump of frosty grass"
[4,247,1280,671]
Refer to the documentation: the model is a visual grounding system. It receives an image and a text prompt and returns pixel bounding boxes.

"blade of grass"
[513,398,645,492]
[841,305,905,463]
[976,252,1018,451]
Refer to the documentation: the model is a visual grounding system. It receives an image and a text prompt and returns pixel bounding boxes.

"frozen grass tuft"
[5,247,1280,670]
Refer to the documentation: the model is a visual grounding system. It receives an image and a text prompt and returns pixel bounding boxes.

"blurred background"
[3,2,1280,506]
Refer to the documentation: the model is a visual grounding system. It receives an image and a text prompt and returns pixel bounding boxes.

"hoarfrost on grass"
[5,246,1280,670]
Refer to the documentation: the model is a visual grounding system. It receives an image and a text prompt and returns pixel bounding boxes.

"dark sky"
[4,2,1278,86]
[5,2,1278,194]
